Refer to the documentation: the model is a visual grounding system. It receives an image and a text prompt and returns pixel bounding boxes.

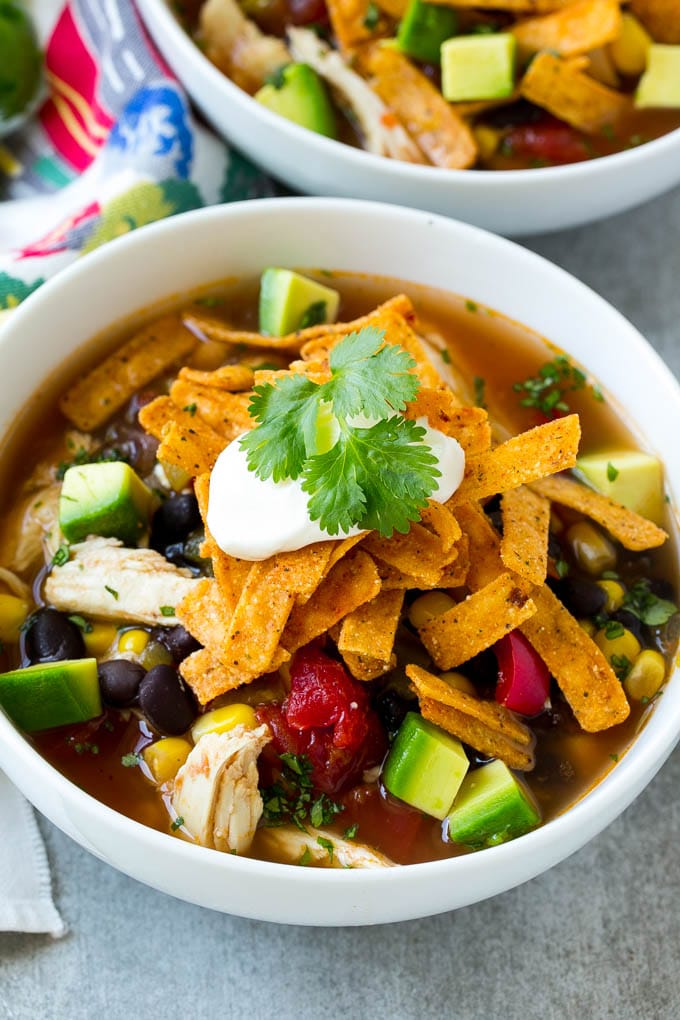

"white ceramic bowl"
[1,198,679,925]
[137,0,680,237]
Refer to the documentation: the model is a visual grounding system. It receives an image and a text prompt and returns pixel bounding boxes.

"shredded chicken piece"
[200,0,291,92]
[172,726,271,853]
[287,28,424,162]
[256,824,395,868]
[1,483,61,573]
[44,536,201,625]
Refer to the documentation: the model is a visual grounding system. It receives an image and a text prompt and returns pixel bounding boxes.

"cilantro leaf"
[240,374,320,481]
[623,580,677,627]
[303,417,440,536]
[325,327,419,420]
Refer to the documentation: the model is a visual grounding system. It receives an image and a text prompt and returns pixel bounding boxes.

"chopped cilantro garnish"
[473,376,486,409]
[264,64,289,89]
[240,327,439,537]
[623,579,678,627]
[555,559,569,578]
[195,295,224,307]
[607,462,619,482]
[160,605,176,617]
[440,348,451,365]
[68,614,93,634]
[513,356,588,417]
[56,446,126,480]
[602,123,616,141]
[298,846,312,867]
[171,816,185,832]
[610,654,631,680]
[604,620,625,639]
[183,403,197,416]
[363,1,380,28]
[465,299,478,313]
[299,300,327,329]
[52,543,70,567]
[609,752,619,762]
[261,753,343,831]
[316,835,335,862]
[343,823,359,840]
[121,752,140,768]
[105,585,119,600]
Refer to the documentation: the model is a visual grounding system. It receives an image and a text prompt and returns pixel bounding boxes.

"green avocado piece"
[441,32,516,102]
[258,267,341,336]
[0,658,102,732]
[447,759,540,849]
[0,0,42,132]
[576,450,665,525]
[382,711,469,820]
[636,45,680,109]
[397,0,458,65]
[254,63,337,138]
[59,461,153,545]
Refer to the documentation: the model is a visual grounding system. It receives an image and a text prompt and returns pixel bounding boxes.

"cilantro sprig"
[240,327,440,537]
[623,580,677,627]
[261,753,343,832]
[513,356,595,418]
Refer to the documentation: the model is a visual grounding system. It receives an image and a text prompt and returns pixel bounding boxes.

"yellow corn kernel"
[191,703,258,743]
[474,125,501,161]
[594,626,641,670]
[118,628,150,655]
[624,649,666,702]
[596,579,626,613]
[84,622,118,658]
[439,670,476,696]
[578,618,596,637]
[610,13,652,77]
[408,591,455,630]
[143,738,193,784]
[566,521,617,576]
[0,594,29,643]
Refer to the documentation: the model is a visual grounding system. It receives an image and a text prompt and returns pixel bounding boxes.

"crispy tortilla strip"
[421,698,535,770]
[532,474,667,550]
[281,549,381,652]
[520,51,630,133]
[360,46,478,170]
[326,0,381,51]
[338,589,404,679]
[455,500,505,589]
[452,92,521,119]
[363,518,458,589]
[374,0,407,15]
[408,665,535,770]
[187,294,415,357]
[169,378,253,439]
[193,474,253,617]
[176,578,229,653]
[500,486,551,586]
[200,0,290,92]
[416,572,537,669]
[325,533,368,573]
[157,421,226,477]
[180,648,245,704]
[405,388,492,455]
[512,0,621,58]
[630,0,680,43]
[438,533,470,588]
[177,364,255,392]
[449,414,581,507]
[60,316,197,431]
[420,501,462,554]
[521,585,630,731]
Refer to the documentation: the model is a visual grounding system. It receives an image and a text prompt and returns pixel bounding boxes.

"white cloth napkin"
[0,771,66,935]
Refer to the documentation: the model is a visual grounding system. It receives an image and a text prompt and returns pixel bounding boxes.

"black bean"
[374,689,417,736]
[24,608,85,664]
[138,665,197,735]
[98,660,146,707]
[648,578,676,602]
[610,610,644,644]
[483,100,546,130]
[547,533,562,561]
[549,577,607,617]
[154,625,201,663]
[150,494,201,555]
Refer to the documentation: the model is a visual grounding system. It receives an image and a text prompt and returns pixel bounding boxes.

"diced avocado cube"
[636,45,680,109]
[397,0,457,65]
[447,759,540,849]
[576,450,665,525]
[258,268,341,336]
[59,461,152,545]
[0,658,102,732]
[441,33,516,102]
[254,63,337,138]
[382,711,469,820]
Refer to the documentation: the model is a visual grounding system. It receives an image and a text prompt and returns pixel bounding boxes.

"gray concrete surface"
[1,185,679,1020]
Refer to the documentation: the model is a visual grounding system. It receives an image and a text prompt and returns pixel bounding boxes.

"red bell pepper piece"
[494,631,551,716]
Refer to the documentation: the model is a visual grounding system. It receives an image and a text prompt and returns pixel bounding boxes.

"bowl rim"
[137,0,680,188]
[1,196,679,895]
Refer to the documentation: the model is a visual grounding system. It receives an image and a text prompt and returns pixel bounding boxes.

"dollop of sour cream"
[207,419,465,561]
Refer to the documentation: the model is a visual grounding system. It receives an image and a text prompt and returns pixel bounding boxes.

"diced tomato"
[494,631,551,716]
[256,645,387,794]
[504,116,593,166]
